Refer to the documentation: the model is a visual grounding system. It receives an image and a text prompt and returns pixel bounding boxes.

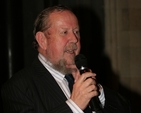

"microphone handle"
[79,67,104,113]
[90,97,104,113]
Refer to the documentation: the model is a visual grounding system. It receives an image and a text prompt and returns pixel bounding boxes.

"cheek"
[47,41,65,62]
[76,42,81,54]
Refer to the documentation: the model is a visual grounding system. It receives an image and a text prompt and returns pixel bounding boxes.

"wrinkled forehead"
[48,10,79,27]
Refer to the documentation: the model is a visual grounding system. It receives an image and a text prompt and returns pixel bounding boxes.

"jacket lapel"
[32,57,67,103]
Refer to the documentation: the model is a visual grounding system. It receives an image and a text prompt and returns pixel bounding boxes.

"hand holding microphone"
[70,69,97,110]
[74,54,103,113]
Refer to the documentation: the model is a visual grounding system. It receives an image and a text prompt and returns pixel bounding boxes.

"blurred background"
[0,0,141,113]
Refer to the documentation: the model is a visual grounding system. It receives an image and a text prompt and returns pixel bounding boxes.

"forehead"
[48,10,79,28]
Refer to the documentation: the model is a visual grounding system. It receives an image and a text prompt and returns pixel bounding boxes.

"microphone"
[75,54,103,113]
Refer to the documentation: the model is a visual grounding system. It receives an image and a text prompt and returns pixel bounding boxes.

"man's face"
[44,10,81,74]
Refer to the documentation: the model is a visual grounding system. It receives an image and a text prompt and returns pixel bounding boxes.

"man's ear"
[35,32,47,50]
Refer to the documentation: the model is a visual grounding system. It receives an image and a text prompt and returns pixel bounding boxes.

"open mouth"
[66,50,75,54]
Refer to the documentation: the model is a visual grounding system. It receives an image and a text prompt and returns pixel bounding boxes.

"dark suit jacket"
[1,57,131,113]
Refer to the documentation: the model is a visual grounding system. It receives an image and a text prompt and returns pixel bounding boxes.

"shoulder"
[1,66,33,92]
[103,86,129,103]
[1,57,40,91]
[103,86,131,113]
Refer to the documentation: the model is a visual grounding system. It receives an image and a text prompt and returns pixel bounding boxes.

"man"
[1,5,131,113]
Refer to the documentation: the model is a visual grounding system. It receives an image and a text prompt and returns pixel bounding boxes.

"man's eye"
[74,30,79,35]
[63,31,67,34]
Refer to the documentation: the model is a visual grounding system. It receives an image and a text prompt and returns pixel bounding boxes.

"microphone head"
[75,54,88,70]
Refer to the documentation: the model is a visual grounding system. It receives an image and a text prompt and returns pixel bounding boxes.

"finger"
[85,77,97,86]
[82,86,99,100]
[85,84,98,93]
[77,72,96,84]
[89,89,99,97]
[82,79,98,95]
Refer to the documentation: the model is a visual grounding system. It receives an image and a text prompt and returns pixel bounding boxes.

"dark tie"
[65,74,92,113]
[65,74,74,92]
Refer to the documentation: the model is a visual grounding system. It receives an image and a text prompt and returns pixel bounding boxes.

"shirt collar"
[38,53,65,81]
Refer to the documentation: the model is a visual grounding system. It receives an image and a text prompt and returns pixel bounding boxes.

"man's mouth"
[65,42,77,54]
[66,50,75,54]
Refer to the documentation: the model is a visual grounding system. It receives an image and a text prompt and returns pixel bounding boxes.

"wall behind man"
[105,0,141,112]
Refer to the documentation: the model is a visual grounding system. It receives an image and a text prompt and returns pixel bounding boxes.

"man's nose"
[69,32,79,43]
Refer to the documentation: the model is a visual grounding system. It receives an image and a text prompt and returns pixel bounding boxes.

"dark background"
[0,0,141,113]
